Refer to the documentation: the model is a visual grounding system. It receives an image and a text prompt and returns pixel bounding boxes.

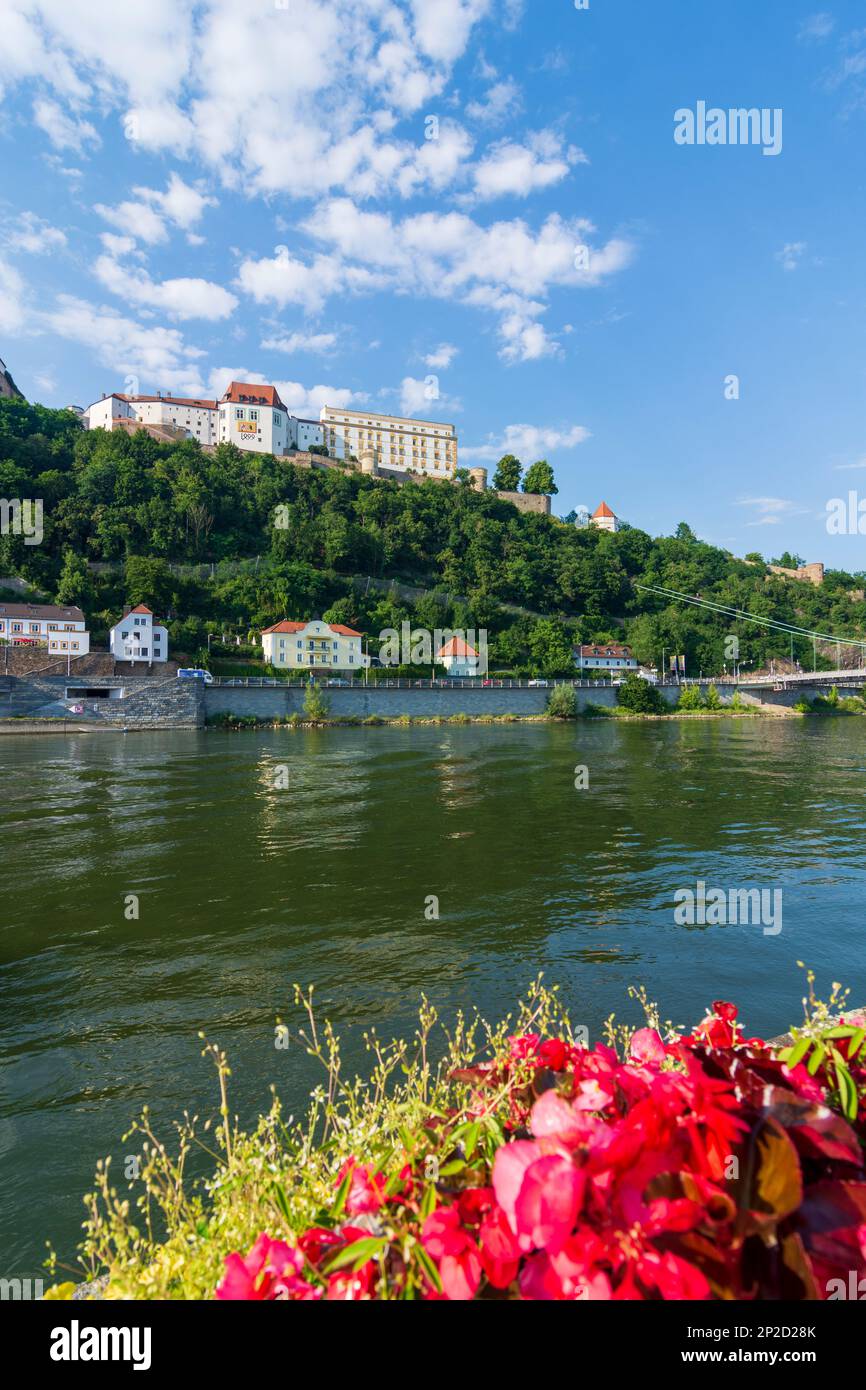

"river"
[1,718,864,1276]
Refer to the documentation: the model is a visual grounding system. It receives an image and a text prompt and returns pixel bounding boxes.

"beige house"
[0,602,90,655]
[261,619,365,672]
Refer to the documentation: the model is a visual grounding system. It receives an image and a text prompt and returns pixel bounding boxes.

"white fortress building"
[84,382,326,455]
[86,391,219,444]
[321,406,458,477]
[83,385,459,478]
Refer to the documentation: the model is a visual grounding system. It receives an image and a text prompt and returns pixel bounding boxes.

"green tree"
[704,683,722,710]
[492,454,522,491]
[55,549,94,607]
[617,673,666,713]
[522,460,558,495]
[677,683,703,711]
[546,684,577,718]
[303,684,330,721]
[528,618,574,676]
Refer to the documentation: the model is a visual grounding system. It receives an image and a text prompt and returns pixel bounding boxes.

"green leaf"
[464,1122,480,1160]
[833,1059,859,1122]
[331,1167,352,1218]
[784,1038,811,1069]
[848,1028,866,1059]
[414,1244,442,1293]
[271,1182,292,1223]
[806,1042,827,1076]
[437,1159,466,1178]
[323,1236,387,1274]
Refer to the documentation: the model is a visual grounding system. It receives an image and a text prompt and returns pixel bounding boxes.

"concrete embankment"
[0,673,854,731]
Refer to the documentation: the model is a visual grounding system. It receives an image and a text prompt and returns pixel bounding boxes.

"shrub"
[676,684,703,711]
[616,673,666,714]
[50,983,866,1302]
[546,684,578,719]
[303,685,330,722]
[704,683,722,710]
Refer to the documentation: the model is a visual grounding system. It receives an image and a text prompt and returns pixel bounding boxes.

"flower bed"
[49,980,866,1301]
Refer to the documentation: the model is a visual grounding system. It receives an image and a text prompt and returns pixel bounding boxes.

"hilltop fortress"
[84,380,552,515]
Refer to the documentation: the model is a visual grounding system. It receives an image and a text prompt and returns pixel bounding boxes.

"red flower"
[479,1204,521,1288]
[338,1158,386,1215]
[422,1207,482,1300]
[216,1233,319,1301]
[493,1141,585,1254]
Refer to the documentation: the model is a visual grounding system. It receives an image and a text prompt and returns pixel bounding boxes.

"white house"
[436,635,480,676]
[591,501,621,533]
[0,602,90,655]
[575,643,638,674]
[261,619,366,671]
[109,605,169,663]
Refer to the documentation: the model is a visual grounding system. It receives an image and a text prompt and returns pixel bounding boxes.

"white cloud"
[462,422,591,461]
[4,211,67,254]
[471,132,585,200]
[397,375,458,415]
[0,255,26,334]
[2,1,493,203]
[466,77,521,125]
[95,173,216,246]
[248,199,636,363]
[261,331,338,355]
[410,0,492,65]
[797,13,835,42]
[93,255,238,321]
[44,295,207,396]
[738,496,810,526]
[775,241,807,272]
[206,366,365,418]
[33,97,99,153]
[424,343,459,368]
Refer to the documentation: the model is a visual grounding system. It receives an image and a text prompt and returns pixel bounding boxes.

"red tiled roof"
[128,605,153,615]
[437,636,478,658]
[593,501,616,518]
[261,621,362,637]
[220,381,286,410]
[111,394,217,409]
[578,644,632,657]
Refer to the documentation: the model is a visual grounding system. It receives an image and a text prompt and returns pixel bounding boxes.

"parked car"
[528,678,549,688]
[326,678,351,687]
[177,668,214,685]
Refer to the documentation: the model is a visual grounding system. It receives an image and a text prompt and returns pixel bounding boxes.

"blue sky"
[2,1,866,567]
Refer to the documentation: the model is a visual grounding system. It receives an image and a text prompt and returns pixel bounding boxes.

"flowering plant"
[53,979,865,1301]
[215,995,866,1301]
